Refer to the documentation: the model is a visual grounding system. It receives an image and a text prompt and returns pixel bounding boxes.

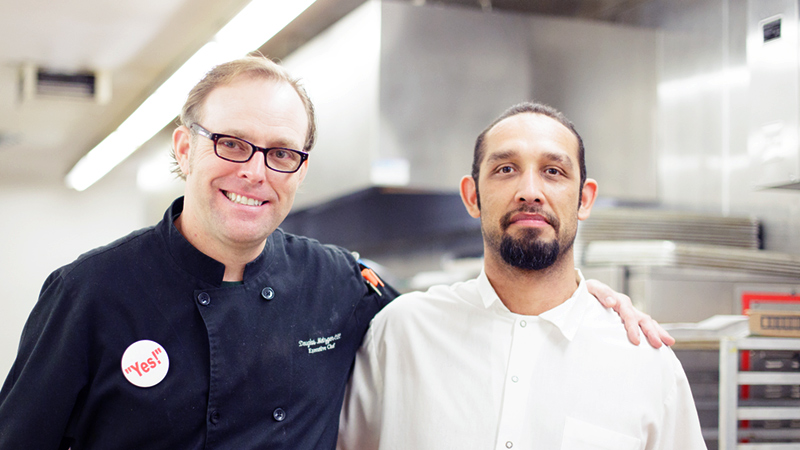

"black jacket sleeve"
[0,269,90,449]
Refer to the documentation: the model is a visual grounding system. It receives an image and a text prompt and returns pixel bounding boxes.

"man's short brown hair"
[172,55,316,180]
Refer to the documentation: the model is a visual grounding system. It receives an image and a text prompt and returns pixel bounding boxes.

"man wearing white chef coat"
[338,102,706,450]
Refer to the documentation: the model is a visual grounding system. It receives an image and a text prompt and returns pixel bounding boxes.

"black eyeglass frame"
[189,123,309,174]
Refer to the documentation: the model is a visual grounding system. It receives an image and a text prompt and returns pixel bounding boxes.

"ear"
[173,125,192,176]
[459,175,481,219]
[578,178,598,221]
[296,159,309,184]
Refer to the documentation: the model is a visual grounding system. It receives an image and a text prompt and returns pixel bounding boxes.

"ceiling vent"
[19,64,111,105]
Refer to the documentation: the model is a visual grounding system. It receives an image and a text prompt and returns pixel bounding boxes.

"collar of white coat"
[475,267,589,342]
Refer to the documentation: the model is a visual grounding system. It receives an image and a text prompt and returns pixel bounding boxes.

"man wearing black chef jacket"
[0,55,671,449]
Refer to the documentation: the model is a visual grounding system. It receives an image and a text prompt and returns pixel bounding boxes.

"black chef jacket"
[0,197,397,449]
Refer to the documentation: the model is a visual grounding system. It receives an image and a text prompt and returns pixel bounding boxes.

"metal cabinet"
[718,337,800,449]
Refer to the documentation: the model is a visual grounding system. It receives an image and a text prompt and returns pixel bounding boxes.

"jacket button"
[197,292,211,306]
[209,410,220,424]
[261,287,275,300]
[273,407,286,421]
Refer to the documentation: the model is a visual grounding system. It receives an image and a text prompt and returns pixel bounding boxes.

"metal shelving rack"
[719,336,800,450]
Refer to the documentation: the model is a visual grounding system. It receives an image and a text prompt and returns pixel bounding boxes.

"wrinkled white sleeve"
[338,323,384,450]
[654,355,708,450]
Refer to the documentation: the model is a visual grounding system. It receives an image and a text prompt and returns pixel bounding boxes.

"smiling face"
[173,75,309,262]
[460,112,597,272]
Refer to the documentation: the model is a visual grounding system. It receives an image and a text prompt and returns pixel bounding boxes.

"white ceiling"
[0,0,254,187]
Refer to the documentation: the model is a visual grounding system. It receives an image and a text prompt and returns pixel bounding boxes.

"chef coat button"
[261,287,275,300]
[273,407,286,422]
[519,320,527,328]
[506,441,513,448]
[511,376,519,383]
[197,292,211,306]
[209,410,220,424]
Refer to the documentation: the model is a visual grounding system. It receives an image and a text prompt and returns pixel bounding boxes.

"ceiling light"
[66,0,317,191]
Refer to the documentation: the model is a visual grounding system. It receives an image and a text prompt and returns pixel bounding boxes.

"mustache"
[500,205,559,231]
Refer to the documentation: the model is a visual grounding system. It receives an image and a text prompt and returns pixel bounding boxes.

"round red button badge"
[120,340,170,388]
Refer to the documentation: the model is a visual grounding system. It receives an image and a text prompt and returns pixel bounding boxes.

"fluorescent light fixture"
[66,0,317,191]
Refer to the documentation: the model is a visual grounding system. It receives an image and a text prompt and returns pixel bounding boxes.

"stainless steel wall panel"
[655,0,728,212]
[528,16,659,202]
[638,0,800,255]
[377,1,531,191]
[286,0,532,206]
[747,0,800,189]
[283,1,382,208]
[285,0,800,257]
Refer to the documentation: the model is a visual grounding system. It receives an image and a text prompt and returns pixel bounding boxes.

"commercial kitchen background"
[2,0,800,447]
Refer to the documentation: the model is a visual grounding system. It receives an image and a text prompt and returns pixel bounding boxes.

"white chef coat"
[338,269,706,450]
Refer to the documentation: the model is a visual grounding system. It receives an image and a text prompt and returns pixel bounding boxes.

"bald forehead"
[487,112,576,143]
[484,112,579,155]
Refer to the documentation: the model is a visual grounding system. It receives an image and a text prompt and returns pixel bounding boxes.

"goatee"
[499,228,560,271]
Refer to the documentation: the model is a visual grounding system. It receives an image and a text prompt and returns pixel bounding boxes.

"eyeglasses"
[190,123,309,173]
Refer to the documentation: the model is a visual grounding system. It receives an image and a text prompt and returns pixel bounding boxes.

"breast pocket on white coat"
[560,416,641,450]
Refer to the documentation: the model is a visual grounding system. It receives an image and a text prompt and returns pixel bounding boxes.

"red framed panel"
[739,292,800,433]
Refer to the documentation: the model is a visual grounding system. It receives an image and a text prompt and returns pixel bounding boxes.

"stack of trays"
[583,240,800,278]
[574,207,762,269]
[577,208,761,249]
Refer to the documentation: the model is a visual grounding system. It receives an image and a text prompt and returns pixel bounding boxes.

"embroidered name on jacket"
[299,333,342,354]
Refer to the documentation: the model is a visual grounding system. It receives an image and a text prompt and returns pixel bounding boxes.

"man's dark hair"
[471,102,586,206]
